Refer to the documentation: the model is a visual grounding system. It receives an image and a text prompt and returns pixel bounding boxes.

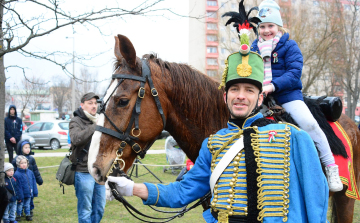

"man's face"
[81,98,98,116]
[224,82,263,119]
[9,108,15,116]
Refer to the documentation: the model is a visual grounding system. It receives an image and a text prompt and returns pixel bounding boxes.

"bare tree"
[0,0,171,185]
[74,67,102,108]
[51,78,71,116]
[330,0,360,119]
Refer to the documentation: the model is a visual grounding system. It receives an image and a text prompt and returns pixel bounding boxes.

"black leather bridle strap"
[112,74,146,83]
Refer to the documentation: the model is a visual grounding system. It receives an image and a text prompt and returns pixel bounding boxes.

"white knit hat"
[16,155,28,167]
[257,0,283,27]
[4,162,14,172]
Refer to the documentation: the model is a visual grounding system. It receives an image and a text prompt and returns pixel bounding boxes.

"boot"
[25,216,32,221]
[30,210,33,217]
[15,214,22,221]
[325,164,343,192]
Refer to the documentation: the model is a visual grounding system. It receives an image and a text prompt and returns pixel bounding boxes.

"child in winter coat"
[3,163,21,223]
[13,156,38,221]
[251,0,343,192]
[12,140,42,217]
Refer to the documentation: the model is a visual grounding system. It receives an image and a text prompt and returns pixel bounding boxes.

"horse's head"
[88,34,167,184]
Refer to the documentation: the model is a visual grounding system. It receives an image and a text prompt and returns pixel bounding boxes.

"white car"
[23,120,69,150]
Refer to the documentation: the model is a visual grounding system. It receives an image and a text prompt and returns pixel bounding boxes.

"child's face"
[22,144,30,155]
[19,159,28,169]
[259,23,279,41]
[6,169,14,177]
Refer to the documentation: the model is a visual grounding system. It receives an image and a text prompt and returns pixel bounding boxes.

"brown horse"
[88,34,360,223]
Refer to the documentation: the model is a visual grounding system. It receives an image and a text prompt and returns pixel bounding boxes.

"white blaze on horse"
[88,34,360,223]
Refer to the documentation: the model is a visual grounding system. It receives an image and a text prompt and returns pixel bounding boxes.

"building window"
[221,48,226,54]
[206,11,217,18]
[207,47,218,53]
[207,0,217,6]
[231,3,236,8]
[207,35,218,41]
[207,23,218,30]
[207,70,217,77]
[221,60,225,65]
[344,4,351,10]
[231,37,236,43]
[313,1,319,6]
[207,58,218,65]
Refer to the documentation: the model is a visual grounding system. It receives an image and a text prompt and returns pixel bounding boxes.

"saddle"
[260,95,347,158]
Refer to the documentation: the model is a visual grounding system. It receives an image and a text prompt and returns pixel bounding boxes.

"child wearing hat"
[13,156,38,221]
[12,140,43,217]
[251,0,343,192]
[3,163,21,223]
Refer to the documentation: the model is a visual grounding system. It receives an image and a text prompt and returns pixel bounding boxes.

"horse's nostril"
[92,167,102,182]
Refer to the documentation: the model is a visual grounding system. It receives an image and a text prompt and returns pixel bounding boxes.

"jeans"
[17,197,31,216]
[74,172,106,223]
[3,200,17,222]
[6,142,16,163]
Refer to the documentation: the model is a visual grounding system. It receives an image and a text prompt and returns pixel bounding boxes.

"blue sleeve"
[30,171,38,197]
[15,118,22,142]
[31,157,43,185]
[4,119,12,140]
[68,134,71,144]
[15,180,22,202]
[143,139,212,208]
[293,130,328,222]
[272,41,303,93]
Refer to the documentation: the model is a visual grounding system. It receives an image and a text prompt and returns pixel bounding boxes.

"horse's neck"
[162,70,229,162]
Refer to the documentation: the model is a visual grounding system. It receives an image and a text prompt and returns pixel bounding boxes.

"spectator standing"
[12,140,43,217]
[69,92,105,223]
[14,156,37,222]
[3,162,21,223]
[4,105,22,163]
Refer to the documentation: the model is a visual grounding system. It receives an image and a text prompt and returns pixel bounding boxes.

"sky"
[5,0,191,92]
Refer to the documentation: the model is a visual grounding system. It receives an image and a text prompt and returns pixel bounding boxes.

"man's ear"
[223,92,227,104]
[258,92,264,106]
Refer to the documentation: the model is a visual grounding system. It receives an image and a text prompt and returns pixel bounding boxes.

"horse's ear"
[115,34,137,69]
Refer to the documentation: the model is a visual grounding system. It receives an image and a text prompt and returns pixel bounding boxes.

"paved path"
[5,149,166,158]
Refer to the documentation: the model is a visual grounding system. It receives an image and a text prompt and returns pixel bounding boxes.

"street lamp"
[66,36,76,113]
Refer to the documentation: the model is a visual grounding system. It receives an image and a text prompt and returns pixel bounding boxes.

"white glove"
[105,176,134,201]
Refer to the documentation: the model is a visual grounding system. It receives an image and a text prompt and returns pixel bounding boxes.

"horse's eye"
[118,99,129,107]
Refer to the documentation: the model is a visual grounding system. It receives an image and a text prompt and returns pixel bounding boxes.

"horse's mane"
[144,54,229,136]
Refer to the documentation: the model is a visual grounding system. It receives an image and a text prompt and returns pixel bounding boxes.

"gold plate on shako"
[236,55,252,77]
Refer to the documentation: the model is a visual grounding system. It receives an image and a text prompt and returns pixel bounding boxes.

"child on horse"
[251,0,342,192]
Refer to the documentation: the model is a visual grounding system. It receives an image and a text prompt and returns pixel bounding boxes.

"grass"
[6,137,360,222]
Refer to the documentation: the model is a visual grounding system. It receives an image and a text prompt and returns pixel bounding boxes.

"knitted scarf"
[257,31,283,86]
[83,110,99,124]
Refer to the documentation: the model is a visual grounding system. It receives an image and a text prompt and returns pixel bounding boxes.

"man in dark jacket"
[4,105,22,163]
[69,92,105,223]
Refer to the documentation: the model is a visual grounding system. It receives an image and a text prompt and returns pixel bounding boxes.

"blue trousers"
[3,200,17,222]
[17,197,31,216]
[74,172,106,223]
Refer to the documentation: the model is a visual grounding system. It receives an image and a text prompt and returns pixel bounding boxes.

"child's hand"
[262,85,274,96]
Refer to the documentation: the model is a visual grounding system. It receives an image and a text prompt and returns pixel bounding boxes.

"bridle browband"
[96,59,166,178]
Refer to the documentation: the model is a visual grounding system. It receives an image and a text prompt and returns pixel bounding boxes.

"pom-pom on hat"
[257,0,283,27]
[4,162,14,172]
[16,155,28,167]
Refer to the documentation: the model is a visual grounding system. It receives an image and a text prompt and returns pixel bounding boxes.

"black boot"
[15,214,22,221]
[25,216,32,221]
[30,210,33,217]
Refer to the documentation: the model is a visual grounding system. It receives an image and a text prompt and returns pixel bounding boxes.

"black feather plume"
[222,0,261,36]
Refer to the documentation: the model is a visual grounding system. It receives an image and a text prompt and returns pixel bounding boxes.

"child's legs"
[30,196,34,210]
[8,201,17,221]
[3,203,10,221]
[282,100,335,166]
[23,198,31,216]
[17,201,23,216]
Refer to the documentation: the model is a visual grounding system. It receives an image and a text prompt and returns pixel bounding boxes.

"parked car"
[3,134,36,152]
[22,120,69,150]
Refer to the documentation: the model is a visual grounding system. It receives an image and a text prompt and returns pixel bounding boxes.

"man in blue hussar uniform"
[106,5,329,223]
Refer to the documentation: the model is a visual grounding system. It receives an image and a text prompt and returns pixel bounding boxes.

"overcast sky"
[5,0,191,92]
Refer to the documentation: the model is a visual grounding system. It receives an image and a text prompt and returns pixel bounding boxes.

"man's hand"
[105,176,134,201]
[10,137,16,144]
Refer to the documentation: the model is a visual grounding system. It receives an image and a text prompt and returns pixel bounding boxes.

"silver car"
[23,120,69,150]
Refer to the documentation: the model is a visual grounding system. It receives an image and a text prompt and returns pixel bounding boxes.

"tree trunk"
[0,0,5,186]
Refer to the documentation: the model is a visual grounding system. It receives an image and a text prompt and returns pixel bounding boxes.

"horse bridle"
[96,59,166,178]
